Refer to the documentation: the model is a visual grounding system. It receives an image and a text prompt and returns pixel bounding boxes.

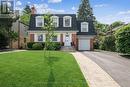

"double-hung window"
[63,16,72,27]
[81,22,89,32]
[36,16,44,27]
[51,16,59,27]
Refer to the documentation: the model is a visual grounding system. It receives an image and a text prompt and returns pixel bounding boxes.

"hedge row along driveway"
[0,51,88,87]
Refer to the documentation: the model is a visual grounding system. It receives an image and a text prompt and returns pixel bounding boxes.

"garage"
[78,39,90,51]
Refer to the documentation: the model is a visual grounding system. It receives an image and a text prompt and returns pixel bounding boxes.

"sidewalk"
[0,50,26,54]
[72,52,121,87]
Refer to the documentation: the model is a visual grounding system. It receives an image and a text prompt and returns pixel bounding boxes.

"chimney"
[31,5,36,14]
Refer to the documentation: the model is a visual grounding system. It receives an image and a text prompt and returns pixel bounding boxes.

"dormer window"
[36,16,44,27]
[63,16,72,27]
[51,16,59,27]
[81,22,89,32]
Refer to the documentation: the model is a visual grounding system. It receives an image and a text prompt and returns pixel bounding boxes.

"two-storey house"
[28,7,96,51]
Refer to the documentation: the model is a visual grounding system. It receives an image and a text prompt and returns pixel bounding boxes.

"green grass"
[0,51,89,87]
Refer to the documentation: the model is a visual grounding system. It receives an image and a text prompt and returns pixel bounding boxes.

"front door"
[65,34,71,46]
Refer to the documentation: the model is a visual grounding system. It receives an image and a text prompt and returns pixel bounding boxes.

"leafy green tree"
[95,21,109,33]
[20,5,31,25]
[0,27,9,48]
[77,0,94,21]
[43,13,55,57]
[23,5,31,14]
[110,21,124,29]
[20,14,30,25]
[115,24,130,54]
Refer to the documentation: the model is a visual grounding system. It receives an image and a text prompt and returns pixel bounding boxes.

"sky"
[14,0,130,24]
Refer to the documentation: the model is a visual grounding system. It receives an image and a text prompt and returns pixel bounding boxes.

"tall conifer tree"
[77,0,94,21]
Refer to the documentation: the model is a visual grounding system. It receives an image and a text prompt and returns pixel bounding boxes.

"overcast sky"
[15,0,130,24]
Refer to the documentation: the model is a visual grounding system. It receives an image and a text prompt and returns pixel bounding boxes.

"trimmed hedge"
[115,24,130,54]
[27,42,61,50]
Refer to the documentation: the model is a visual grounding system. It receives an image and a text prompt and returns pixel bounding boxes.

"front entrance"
[64,34,71,46]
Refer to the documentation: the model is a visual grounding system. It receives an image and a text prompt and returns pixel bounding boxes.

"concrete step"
[60,46,76,52]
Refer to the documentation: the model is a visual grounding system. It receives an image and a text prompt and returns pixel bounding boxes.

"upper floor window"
[51,16,59,27]
[36,16,44,27]
[63,16,72,27]
[81,22,89,32]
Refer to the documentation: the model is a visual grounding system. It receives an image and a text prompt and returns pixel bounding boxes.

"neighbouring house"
[0,0,21,49]
[106,23,130,35]
[28,7,96,51]
[11,20,29,49]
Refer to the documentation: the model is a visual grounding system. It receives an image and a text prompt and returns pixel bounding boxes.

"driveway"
[82,51,130,87]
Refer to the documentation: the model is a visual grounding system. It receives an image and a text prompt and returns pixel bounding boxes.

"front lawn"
[0,51,88,87]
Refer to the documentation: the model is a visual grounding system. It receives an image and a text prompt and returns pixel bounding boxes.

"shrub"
[115,24,130,54]
[99,36,105,50]
[27,42,61,50]
[46,42,62,50]
[99,35,116,51]
[32,43,43,50]
[104,35,116,51]
[27,42,35,49]
[94,39,99,49]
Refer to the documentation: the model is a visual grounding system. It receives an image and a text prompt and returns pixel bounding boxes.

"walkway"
[72,52,121,87]
[0,50,26,54]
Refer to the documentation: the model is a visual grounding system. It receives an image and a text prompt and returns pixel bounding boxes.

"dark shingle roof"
[29,14,78,31]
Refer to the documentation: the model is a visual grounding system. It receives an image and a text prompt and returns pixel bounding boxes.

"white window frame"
[36,16,44,27]
[51,16,59,27]
[34,34,45,42]
[81,22,89,32]
[63,16,72,27]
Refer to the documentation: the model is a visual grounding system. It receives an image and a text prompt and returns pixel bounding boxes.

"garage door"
[79,39,90,50]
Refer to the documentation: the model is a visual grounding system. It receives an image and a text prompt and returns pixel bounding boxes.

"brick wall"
[90,39,94,51]
[72,34,78,49]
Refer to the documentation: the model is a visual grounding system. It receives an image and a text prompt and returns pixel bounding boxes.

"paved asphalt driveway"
[82,51,130,87]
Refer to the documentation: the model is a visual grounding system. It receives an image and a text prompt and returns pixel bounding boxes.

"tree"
[0,26,18,49]
[115,24,130,54]
[9,30,18,48]
[20,5,31,25]
[0,27,9,49]
[110,21,124,29]
[43,13,55,57]
[95,21,109,34]
[77,0,94,21]
[23,5,31,14]
[20,14,30,25]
